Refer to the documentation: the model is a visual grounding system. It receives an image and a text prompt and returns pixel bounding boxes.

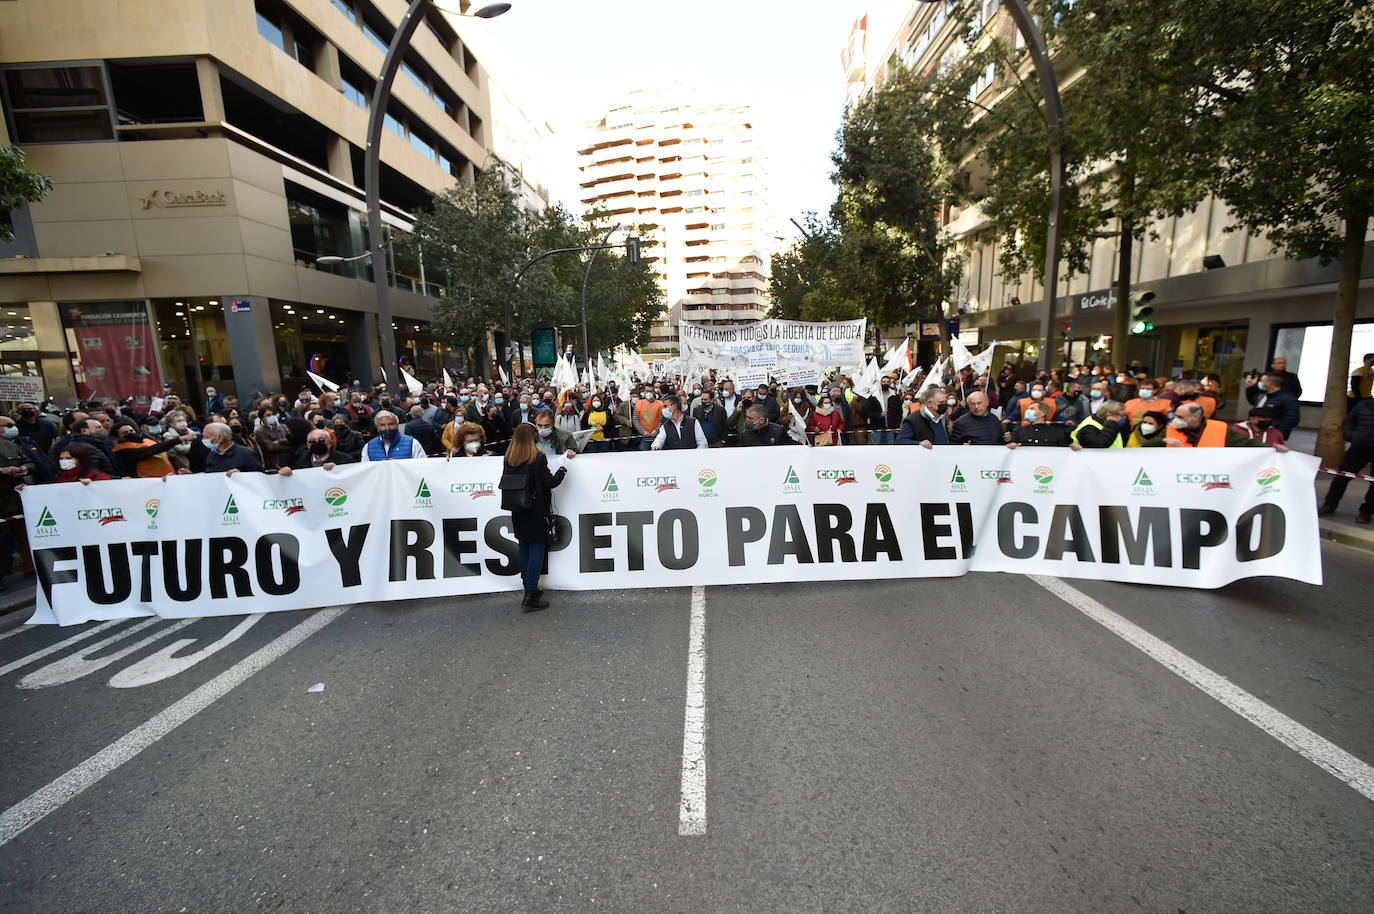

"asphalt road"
[0,542,1370,913]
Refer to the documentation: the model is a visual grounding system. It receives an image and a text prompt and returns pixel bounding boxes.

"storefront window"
[63,301,165,406]
[273,302,354,393]
[151,299,232,408]
[0,304,45,402]
[1273,321,1374,403]
[395,318,445,381]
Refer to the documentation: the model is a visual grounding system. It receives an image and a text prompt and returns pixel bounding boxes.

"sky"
[455,0,876,235]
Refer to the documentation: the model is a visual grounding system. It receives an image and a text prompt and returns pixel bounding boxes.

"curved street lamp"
[364,0,509,392]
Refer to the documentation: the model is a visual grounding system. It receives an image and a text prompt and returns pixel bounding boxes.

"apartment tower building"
[577,88,777,355]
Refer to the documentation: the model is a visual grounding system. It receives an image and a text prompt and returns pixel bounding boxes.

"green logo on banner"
[223,495,239,515]
[1132,468,1154,487]
[35,506,56,528]
[951,466,966,484]
[416,480,431,499]
[603,474,619,493]
[783,466,801,485]
[1033,467,1054,486]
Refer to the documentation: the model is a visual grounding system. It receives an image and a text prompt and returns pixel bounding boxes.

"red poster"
[63,302,165,404]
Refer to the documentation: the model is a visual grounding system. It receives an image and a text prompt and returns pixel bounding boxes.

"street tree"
[0,145,52,243]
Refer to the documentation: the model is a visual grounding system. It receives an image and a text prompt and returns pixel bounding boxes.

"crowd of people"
[4,350,1371,597]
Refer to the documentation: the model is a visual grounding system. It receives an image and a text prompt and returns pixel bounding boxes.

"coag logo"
[874,464,895,494]
[414,478,433,507]
[263,497,306,516]
[980,469,1013,484]
[78,507,126,526]
[1257,467,1281,494]
[816,469,857,485]
[637,475,679,493]
[697,468,719,498]
[782,465,802,493]
[450,482,496,498]
[1177,473,1231,490]
[325,486,349,518]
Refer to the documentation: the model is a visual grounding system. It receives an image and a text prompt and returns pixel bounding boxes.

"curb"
[1318,519,1374,554]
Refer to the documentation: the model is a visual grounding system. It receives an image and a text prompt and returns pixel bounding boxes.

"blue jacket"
[365,433,418,460]
[1245,386,1300,438]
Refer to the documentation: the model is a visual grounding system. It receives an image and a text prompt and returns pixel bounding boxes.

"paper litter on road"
[307,683,324,693]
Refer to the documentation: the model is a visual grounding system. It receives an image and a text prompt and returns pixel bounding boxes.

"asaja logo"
[325,486,349,518]
[782,465,802,493]
[414,478,433,507]
[949,464,968,493]
[78,507,126,526]
[1131,467,1156,495]
[33,506,58,536]
[601,473,621,501]
[1032,466,1055,494]
[874,464,895,494]
[221,495,240,524]
[697,468,719,498]
[263,497,306,516]
[1177,472,1232,491]
[637,475,679,493]
[450,482,496,498]
[1257,467,1281,494]
[816,469,858,485]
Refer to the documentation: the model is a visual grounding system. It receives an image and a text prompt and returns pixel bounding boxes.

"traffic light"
[1060,319,1074,338]
[625,236,641,265]
[1130,291,1156,334]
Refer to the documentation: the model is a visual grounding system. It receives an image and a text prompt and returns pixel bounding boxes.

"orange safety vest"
[635,399,664,434]
[1165,418,1228,447]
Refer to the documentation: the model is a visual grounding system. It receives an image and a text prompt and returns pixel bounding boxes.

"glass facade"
[151,299,232,407]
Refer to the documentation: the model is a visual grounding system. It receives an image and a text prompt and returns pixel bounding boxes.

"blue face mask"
[380,427,398,442]
[1090,390,1104,400]
[2,427,18,439]
[148,425,162,435]
[201,437,216,450]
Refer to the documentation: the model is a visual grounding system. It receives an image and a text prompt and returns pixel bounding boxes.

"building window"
[401,61,430,97]
[409,131,437,161]
[330,0,357,24]
[384,111,405,137]
[2,65,115,142]
[293,37,316,72]
[256,11,286,50]
[341,76,367,109]
[364,23,389,54]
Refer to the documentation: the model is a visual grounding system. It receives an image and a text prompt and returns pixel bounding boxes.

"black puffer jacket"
[1344,398,1374,448]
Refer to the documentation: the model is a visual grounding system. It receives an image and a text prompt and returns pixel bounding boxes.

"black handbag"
[498,465,532,511]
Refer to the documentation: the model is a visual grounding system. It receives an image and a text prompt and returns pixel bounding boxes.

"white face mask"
[1139,390,1155,400]
[59,457,77,471]
[464,440,480,454]
[1139,422,1158,436]
[537,426,552,438]
[1171,416,1189,429]
[1030,390,1044,400]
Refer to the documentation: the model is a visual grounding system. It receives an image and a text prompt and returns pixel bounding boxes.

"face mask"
[1139,422,1158,436]
[1171,416,1189,429]
[934,402,948,414]
[520,402,531,411]
[59,457,77,471]
[19,411,35,420]
[1090,390,1103,400]
[2,427,17,439]
[266,415,279,426]
[231,425,243,434]
[148,425,162,435]
[309,440,330,456]
[1254,420,1272,430]
[537,426,552,438]
[494,396,504,404]
[201,437,216,450]
[206,391,216,398]
[1024,410,1038,422]
[1117,375,1126,383]
[89,428,108,440]
[1139,390,1155,400]
[749,418,766,430]
[380,428,398,441]
[464,440,480,454]
[1031,390,1044,400]
[591,401,602,410]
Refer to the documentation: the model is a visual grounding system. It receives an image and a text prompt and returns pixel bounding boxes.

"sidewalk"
[1288,429,1374,554]
[0,577,36,621]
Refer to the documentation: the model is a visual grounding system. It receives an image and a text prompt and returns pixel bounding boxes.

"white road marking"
[0,624,33,643]
[1031,575,1374,803]
[0,619,129,679]
[109,615,265,689]
[19,619,197,689]
[0,606,347,847]
[678,584,708,836]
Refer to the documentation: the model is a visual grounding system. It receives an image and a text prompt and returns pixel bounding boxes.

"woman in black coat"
[502,423,574,611]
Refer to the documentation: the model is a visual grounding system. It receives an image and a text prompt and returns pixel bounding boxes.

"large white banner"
[678,318,868,384]
[21,448,1320,625]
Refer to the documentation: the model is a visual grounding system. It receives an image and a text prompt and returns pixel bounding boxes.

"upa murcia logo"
[874,464,895,494]
[145,498,160,529]
[816,468,858,485]
[601,473,621,502]
[1256,467,1281,494]
[263,497,306,516]
[782,465,802,493]
[222,495,240,525]
[949,465,968,493]
[697,468,719,498]
[637,475,679,493]
[33,506,59,537]
[980,469,1013,484]
[451,482,496,498]
[77,507,126,526]
[1177,472,1232,491]
[414,479,433,507]
[1130,467,1156,496]
[1032,466,1055,494]
[324,486,349,518]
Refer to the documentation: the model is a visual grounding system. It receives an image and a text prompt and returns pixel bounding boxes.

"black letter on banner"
[861,504,902,562]
[998,503,1039,559]
[957,502,975,558]
[767,505,813,565]
[1180,509,1228,570]
[548,516,574,553]
[1236,504,1285,562]
[82,544,131,605]
[920,503,956,560]
[441,518,480,578]
[34,547,78,607]
[658,509,699,570]
[131,541,158,603]
[1045,505,1095,562]
[813,504,857,563]
[615,511,654,571]
[1099,506,1172,566]
[483,517,518,575]
[162,540,202,601]
[255,534,300,596]
[325,525,370,587]
[579,513,614,573]
[389,520,435,581]
[209,537,253,598]
[725,507,766,566]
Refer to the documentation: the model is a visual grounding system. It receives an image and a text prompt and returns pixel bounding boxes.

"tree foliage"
[0,145,52,243]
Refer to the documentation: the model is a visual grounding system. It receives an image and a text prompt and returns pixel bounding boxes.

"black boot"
[521,589,549,612]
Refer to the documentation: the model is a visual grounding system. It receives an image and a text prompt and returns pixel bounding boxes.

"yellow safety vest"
[1070,415,1122,448]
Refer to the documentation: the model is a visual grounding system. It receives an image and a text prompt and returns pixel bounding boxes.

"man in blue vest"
[651,396,708,450]
[364,410,426,461]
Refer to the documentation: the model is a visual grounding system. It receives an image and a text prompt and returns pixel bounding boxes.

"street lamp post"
[580,223,621,366]
[363,1,508,393]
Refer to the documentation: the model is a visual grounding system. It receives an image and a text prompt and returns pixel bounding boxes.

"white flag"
[880,339,910,376]
[969,340,999,377]
[442,368,455,392]
[950,336,973,371]
[399,367,424,394]
[306,369,340,392]
[917,357,948,396]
